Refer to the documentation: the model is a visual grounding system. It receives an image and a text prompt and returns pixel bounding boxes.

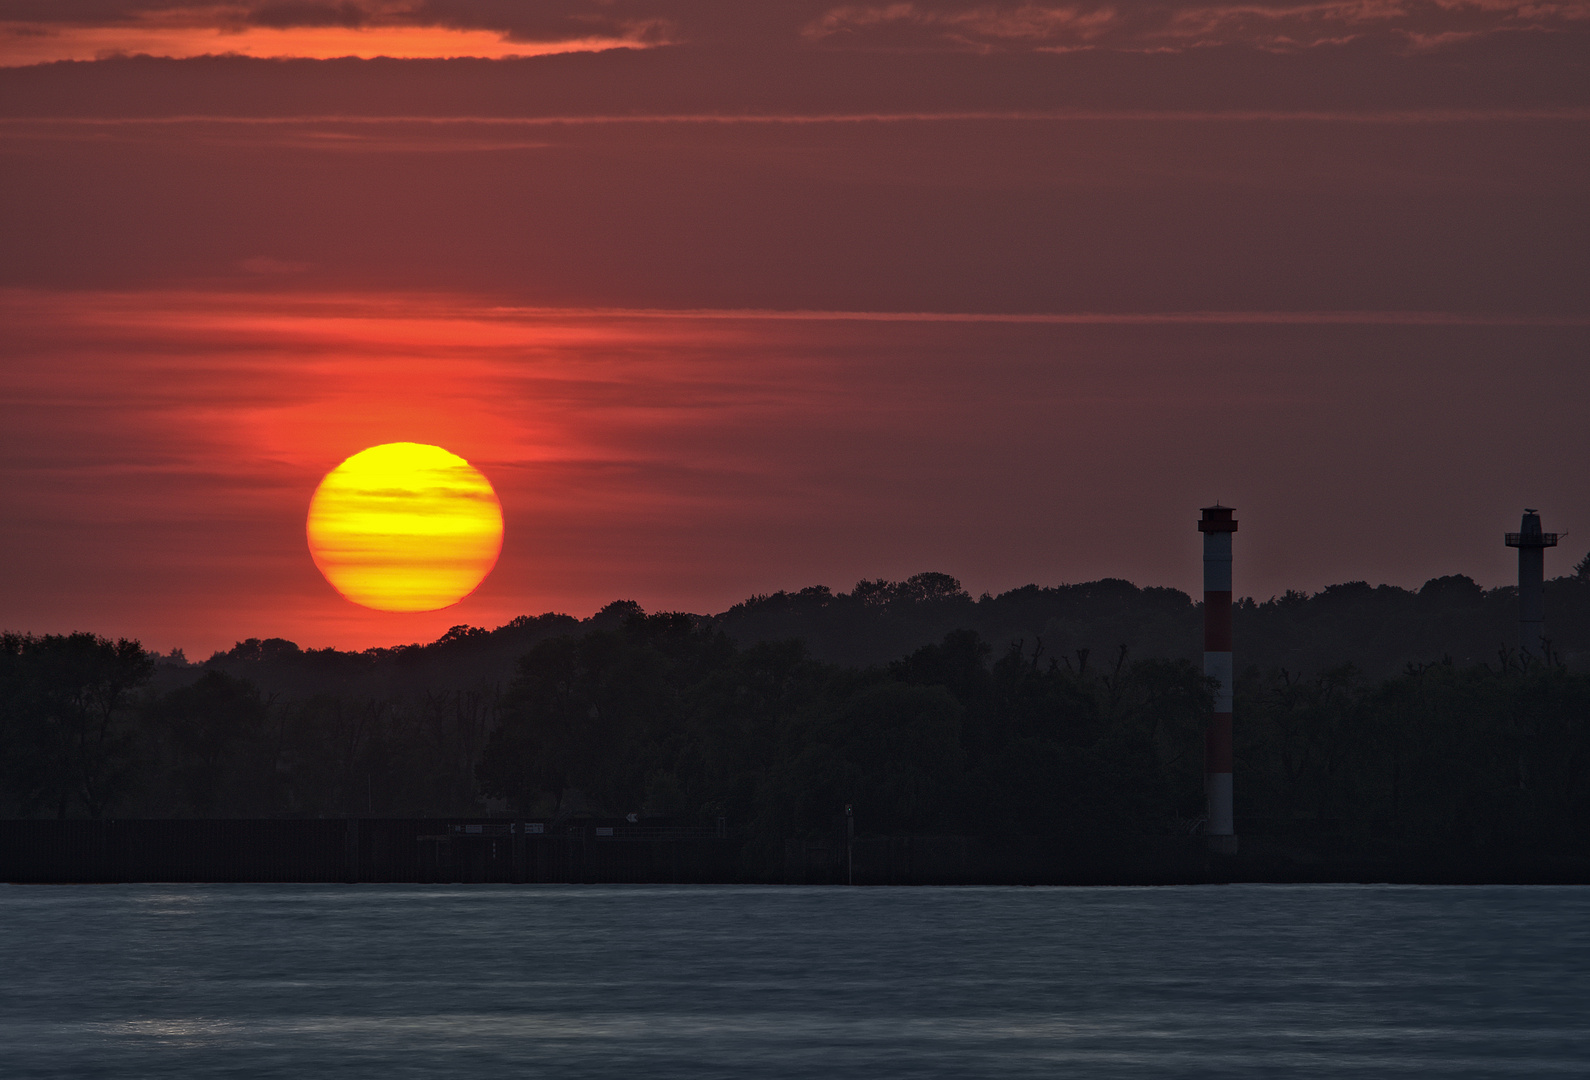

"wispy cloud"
[806,2,1125,49]
[0,25,654,65]
[12,287,1586,325]
[6,107,1589,129]
[804,0,1590,51]
[4,0,1588,64]
[0,1,673,65]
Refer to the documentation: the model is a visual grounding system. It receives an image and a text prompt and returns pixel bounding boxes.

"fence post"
[344,818,360,884]
[846,804,854,886]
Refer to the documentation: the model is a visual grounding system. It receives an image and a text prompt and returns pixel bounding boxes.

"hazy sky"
[2,1,1587,655]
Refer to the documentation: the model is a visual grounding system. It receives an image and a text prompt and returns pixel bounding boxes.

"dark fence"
[0,820,748,884]
[7,821,1578,884]
[786,834,1214,886]
[3,820,1208,885]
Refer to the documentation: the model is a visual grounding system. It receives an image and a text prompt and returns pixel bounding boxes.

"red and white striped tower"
[1198,505,1238,854]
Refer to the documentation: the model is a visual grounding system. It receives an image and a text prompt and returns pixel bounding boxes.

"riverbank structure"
[1199,505,1238,854]
[1505,509,1558,661]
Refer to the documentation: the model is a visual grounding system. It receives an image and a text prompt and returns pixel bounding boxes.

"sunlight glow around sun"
[306,443,504,612]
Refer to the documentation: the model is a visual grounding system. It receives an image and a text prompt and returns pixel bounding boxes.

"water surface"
[2,884,1585,1077]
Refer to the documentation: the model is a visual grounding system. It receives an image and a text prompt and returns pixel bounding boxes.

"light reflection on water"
[2,884,1586,1078]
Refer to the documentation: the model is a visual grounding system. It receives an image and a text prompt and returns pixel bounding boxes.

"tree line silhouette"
[3,565,1588,866]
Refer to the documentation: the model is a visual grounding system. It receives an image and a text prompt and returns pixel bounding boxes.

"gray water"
[1,885,1586,1078]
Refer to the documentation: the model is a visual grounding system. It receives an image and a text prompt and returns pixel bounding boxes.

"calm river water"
[2,884,1586,1078]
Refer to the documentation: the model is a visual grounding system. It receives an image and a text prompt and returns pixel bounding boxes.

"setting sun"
[306,443,503,612]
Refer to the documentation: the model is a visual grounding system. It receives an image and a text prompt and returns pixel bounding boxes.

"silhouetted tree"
[0,633,153,817]
[145,669,268,815]
[8,570,1589,873]
[478,612,737,817]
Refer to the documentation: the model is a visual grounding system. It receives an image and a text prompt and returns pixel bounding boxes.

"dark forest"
[5,564,1590,869]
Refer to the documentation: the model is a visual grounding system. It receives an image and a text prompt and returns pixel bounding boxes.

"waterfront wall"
[4,820,1586,885]
[0,820,740,885]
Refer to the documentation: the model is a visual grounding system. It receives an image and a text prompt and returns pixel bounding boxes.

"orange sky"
[3,290,1586,656]
[1,3,1588,655]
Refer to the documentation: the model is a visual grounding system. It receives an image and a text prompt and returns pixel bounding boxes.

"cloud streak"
[3,0,1589,65]
[8,107,1590,124]
[805,0,1590,51]
[0,24,655,65]
[0,0,676,65]
[473,304,1590,326]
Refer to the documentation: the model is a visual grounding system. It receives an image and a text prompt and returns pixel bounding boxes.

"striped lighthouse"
[1199,505,1238,854]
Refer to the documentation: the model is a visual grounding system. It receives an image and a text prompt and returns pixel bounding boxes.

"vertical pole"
[1520,544,1544,659]
[1199,506,1237,854]
[845,804,854,886]
[1519,513,1545,660]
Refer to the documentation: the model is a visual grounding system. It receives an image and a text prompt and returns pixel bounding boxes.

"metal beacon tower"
[1505,509,1558,662]
[1199,505,1238,854]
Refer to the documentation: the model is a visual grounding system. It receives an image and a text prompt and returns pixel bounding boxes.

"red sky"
[2,2,1588,656]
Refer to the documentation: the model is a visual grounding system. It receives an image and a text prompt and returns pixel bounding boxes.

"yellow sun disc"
[306,443,504,612]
